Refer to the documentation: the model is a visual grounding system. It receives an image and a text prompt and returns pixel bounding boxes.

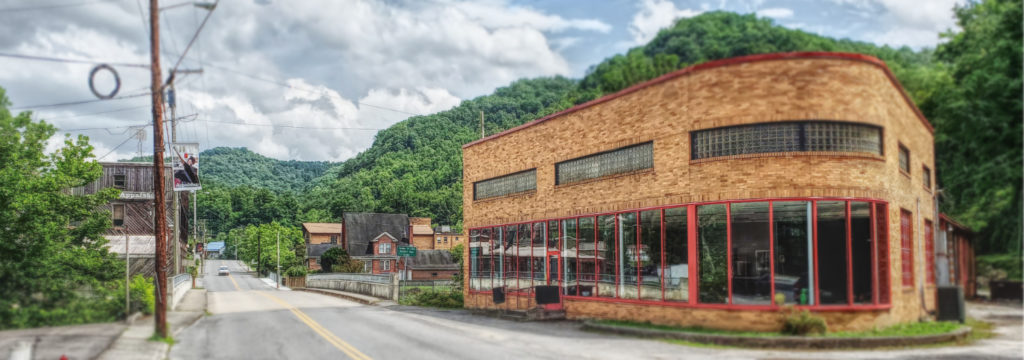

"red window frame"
[467,197,892,311]
[924,219,935,285]
[900,209,914,288]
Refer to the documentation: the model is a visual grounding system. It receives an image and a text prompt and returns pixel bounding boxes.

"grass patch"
[595,319,966,338]
[661,339,732,349]
[963,317,995,343]
[148,334,175,345]
[826,321,961,338]
[398,289,463,308]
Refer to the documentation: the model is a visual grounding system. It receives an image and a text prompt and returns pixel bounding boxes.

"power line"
[0,52,149,68]
[198,119,383,131]
[0,0,117,12]
[11,92,151,110]
[97,133,138,161]
[41,105,150,120]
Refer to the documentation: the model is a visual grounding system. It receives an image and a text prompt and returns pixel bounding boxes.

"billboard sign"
[171,142,201,192]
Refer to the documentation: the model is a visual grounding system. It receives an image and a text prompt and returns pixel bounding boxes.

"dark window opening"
[898,144,910,174]
[773,201,812,305]
[113,174,126,189]
[817,201,848,305]
[851,202,873,304]
[697,204,728,304]
[112,204,125,227]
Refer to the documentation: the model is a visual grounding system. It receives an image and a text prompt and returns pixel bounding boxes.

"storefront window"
[547,220,559,251]
[773,201,812,305]
[532,222,545,281]
[504,225,516,289]
[618,212,638,299]
[698,204,728,304]
[851,202,873,304]
[817,201,848,305]
[640,210,662,300]
[563,218,579,293]
[730,202,771,305]
[468,198,889,309]
[876,203,890,304]
[518,223,531,288]
[578,217,595,297]
[664,207,688,302]
[597,215,616,298]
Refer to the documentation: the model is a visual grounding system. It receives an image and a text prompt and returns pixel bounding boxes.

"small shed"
[403,250,459,280]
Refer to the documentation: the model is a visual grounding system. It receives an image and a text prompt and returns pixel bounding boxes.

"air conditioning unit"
[936,286,965,323]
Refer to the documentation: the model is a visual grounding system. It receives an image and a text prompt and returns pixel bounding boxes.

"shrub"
[129,275,155,315]
[399,289,463,308]
[285,265,308,277]
[781,310,827,335]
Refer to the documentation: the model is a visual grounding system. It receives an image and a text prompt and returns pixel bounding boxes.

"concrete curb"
[580,321,972,349]
[295,288,383,305]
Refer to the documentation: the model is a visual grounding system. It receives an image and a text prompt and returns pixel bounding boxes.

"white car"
[217,266,230,276]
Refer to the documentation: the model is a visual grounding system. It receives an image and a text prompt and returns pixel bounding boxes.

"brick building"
[461,52,955,332]
[302,222,343,270]
[432,225,464,251]
[410,217,435,250]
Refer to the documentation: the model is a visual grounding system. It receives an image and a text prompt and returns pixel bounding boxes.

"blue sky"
[0,0,963,161]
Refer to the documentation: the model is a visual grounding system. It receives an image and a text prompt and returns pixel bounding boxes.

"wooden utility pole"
[148,0,169,338]
[479,110,484,138]
[257,231,261,277]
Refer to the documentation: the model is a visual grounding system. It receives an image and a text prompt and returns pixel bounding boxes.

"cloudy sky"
[0,0,964,162]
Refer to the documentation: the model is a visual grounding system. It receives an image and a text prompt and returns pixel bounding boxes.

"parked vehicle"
[218,266,230,276]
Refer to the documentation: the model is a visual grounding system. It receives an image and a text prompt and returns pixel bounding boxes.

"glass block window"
[691,121,882,160]
[556,142,653,185]
[805,122,882,153]
[473,169,536,200]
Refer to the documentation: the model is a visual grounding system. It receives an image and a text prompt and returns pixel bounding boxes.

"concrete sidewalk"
[96,289,207,360]
[0,322,125,360]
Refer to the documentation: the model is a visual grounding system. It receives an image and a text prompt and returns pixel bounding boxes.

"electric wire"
[0,0,118,12]
[10,92,152,110]
[41,105,150,120]
[0,52,149,68]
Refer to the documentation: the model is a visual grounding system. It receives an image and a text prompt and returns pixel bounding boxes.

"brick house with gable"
[362,232,399,274]
[303,222,343,270]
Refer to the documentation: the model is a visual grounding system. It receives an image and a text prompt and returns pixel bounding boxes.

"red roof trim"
[940,213,971,232]
[463,51,934,149]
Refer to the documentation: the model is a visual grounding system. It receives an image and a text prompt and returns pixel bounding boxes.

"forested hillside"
[199,147,333,193]
[202,5,1020,261]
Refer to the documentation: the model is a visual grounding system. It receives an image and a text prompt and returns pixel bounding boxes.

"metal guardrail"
[308,273,392,284]
[172,273,191,288]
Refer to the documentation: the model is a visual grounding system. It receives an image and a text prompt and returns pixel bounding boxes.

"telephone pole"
[479,110,484,138]
[148,0,169,338]
[257,231,262,277]
[276,230,280,289]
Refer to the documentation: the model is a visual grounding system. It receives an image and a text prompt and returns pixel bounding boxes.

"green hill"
[200,147,332,193]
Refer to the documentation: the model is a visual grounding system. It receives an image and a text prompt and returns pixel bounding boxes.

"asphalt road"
[172,260,1023,360]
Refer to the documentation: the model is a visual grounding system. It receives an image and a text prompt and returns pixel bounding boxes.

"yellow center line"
[227,273,242,291]
[255,291,373,360]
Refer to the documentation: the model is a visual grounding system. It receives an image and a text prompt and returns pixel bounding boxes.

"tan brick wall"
[307,233,337,245]
[462,55,937,331]
[412,235,435,250]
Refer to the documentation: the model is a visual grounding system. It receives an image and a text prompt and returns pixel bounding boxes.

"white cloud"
[757,8,794,19]
[828,0,964,48]
[628,0,703,45]
[3,0,607,162]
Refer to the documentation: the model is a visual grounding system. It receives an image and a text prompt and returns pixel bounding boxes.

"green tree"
[0,87,123,328]
[933,0,1022,254]
[449,243,464,291]
[319,247,364,273]
[236,222,304,275]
